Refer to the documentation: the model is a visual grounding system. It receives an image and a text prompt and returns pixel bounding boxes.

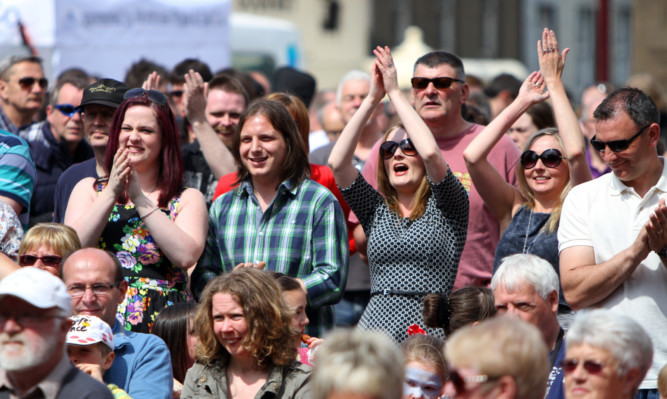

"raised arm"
[328,62,385,188]
[462,72,549,223]
[65,148,131,246]
[184,70,236,179]
[127,168,208,270]
[538,28,592,186]
[374,46,448,183]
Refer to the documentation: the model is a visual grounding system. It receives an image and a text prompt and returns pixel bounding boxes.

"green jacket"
[181,360,311,399]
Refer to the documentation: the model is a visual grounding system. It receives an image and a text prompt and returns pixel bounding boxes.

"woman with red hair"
[65,89,208,333]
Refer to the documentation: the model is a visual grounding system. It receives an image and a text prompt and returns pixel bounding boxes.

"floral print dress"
[96,179,192,333]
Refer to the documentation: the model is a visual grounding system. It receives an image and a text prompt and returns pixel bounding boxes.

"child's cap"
[66,315,115,351]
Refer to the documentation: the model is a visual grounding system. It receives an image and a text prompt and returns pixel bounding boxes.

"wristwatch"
[656,245,667,258]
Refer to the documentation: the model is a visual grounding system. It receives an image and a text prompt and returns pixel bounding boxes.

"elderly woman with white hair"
[564,309,653,399]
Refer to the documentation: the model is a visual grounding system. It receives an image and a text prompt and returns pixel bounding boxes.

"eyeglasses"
[380,138,417,159]
[67,282,121,298]
[19,255,62,267]
[411,77,463,90]
[54,104,82,117]
[449,368,496,395]
[590,124,650,152]
[520,148,565,169]
[123,88,168,106]
[17,77,48,90]
[0,311,64,328]
[560,359,605,375]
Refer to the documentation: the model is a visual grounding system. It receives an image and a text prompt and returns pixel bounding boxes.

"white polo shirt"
[558,160,667,389]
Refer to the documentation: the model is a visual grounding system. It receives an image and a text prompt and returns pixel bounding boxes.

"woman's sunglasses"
[411,77,464,90]
[560,359,605,375]
[19,255,62,267]
[18,77,48,90]
[589,124,650,152]
[380,138,418,159]
[123,88,168,106]
[54,104,82,117]
[520,148,564,169]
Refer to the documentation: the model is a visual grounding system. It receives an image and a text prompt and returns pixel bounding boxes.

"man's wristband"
[656,245,667,258]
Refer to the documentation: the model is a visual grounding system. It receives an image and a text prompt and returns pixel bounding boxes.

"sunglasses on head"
[560,359,605,375]
[520,148,564,169]
[19,255,62,267]
[589,124,650,152]
[123,88,168,106]
[54,104,82,117]
[448,368,494,395]
[411,76,463,90]
[380,138,417,159]
[17,77,48,90]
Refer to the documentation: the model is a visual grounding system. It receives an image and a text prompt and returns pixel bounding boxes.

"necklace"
[522,208,544,253]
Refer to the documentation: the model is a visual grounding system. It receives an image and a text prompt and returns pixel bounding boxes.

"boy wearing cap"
[66,315,131,399]
[0,267,113,398]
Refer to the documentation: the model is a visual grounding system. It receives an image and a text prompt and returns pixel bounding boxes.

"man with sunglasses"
[61,248,173,399]
[0,267,113,399]
[360,51,520,290]
[0,55,47,135]
[52,78,129,224]
[19,76,93,227]
[559,87,667,398]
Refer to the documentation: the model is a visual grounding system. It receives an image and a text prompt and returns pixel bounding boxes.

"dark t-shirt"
[52,158,98,223]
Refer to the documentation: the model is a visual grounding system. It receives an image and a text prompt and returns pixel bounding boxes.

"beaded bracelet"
[141,207,160,219]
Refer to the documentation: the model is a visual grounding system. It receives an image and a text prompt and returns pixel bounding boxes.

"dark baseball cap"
[79,78,129,109]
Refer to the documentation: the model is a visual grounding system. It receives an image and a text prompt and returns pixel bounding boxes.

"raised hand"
[141,71,162,91]
[516,71,550,106]
[184,69,208,124]
[373,46,399,94]
[107,146,130,199]
[538,28,569,82]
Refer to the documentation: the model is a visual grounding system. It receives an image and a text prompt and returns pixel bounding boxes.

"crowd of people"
[0,27,666,399]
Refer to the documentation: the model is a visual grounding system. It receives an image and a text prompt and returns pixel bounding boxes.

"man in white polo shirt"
[559,87,667,397]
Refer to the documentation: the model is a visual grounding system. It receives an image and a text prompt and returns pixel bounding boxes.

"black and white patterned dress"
[341,170,469,342]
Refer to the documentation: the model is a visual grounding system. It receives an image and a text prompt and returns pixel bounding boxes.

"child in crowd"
[66,315,132,399]
[401,334,447,399]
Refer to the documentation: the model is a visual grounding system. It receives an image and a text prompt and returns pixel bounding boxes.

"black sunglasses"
[560,359,605,375]
[590,124,650,152]
[54,104,81,117]
[19,255,62,267]
[18,77,48,90]
[380,138,417,159]
[169,90,184,98]
[411,77,463,90]
[520,148,565,169]
[123,88,168,106]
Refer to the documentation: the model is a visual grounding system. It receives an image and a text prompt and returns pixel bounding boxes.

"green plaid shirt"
[191,178,349,337]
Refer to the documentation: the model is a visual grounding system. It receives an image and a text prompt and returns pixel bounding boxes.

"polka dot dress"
[341,170,469,342]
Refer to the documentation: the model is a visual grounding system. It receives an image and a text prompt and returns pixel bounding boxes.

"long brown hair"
[194,268,297,368]
[377,124,431,220]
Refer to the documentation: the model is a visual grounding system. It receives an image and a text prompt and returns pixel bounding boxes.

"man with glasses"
[0,55,47,134]
[60,248,173,399]
[559,87,667,398]
[19,76,92,226]
[52,78,129,223]
[360,51,520,290]
[491,254,565,399]
[0,267,113,398]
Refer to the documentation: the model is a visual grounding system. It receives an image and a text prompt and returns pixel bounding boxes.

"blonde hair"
[658,363,667,397]
[401,334,447,380]
[446,317,549,399]
[516,128,571,233]
[18,223,81,260]
[377,124,431,221]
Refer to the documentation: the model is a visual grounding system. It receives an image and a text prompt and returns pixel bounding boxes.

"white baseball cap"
[0,267,71,314]
[67,315,115,351]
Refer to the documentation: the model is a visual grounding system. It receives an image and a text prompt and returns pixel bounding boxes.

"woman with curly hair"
[182,268,311,398]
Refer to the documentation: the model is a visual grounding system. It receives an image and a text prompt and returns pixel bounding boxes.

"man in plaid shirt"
[191,100,348,337]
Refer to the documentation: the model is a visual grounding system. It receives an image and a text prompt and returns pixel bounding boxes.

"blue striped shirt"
[0,129,35,228]
[192,178,349,337]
